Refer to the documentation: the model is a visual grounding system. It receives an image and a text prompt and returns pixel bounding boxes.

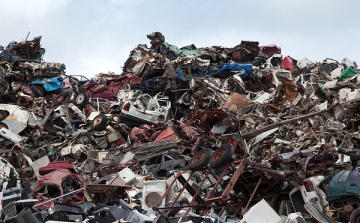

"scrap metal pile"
[1,32,360,223]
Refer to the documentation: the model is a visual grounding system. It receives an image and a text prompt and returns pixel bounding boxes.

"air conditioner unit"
[142,180,167,209]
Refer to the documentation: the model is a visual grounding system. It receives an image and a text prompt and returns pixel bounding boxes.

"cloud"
[1,0,360,78]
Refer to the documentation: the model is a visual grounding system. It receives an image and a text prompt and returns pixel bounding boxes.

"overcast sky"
[1,0,359,78]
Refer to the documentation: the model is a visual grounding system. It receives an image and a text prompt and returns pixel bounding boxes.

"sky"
[1,0,359,79]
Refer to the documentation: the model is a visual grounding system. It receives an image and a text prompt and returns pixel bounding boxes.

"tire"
[0,122,8,129]
[30,85,44,97]
[350,208,360,223]
[209,144,235,168]
[90,114,108,131]
[0,111,9,121]
[74,92,89,107]
[75,134,91,144]
[188,148,212,171]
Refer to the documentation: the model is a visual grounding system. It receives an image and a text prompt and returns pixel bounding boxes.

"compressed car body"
[119,90,171,126]
[0,104,29,134]
[82,74,141,101]
[259,44,281,56]
[29,77,65,92]
[33,168,89,208]
[138,154,186,177]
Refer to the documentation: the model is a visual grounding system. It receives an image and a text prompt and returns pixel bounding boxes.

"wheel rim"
[354,214,360,223]
[213,148,226,161]
[77,136,90,144]
[93,116,102,125]
[193,151,206,163]
[355,215,360,223]
[76,95,84,103]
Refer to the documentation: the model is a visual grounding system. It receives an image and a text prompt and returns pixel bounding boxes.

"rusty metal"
[344,204,354,213]
[184,169,211,215]
[193,151,206,163]
[4,31,360,223]
[212,147,226,161]
[156,170,187,205]
[204,165,230,203]
[33,188,86,209]
[263,103,280,113]
[155,169,207,217]
[242,102,338,139]
[221,93,249,114]
[187,109,229,133]
[155,159,247,217]
[124,138,182,161]
[154,158,281,217]
[86,184,131,204]
[205,159,245,204]
[242,178,262,215]
[164,171,195,217]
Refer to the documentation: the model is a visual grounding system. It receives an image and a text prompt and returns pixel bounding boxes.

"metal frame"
[155,158,284,218]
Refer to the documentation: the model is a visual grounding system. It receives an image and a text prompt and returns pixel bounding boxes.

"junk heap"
[0,32,360,223]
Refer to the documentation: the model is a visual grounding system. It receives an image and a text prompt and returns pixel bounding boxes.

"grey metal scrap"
[124,138,182,161]
[0,127,23,143]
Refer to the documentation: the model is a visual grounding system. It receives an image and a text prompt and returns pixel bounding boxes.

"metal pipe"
[33,188,85,208]
[242,178,262,215]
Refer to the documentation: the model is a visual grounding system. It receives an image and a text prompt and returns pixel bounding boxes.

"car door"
[346,170,360,198]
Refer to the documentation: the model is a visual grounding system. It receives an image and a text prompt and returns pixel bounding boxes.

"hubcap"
[193,151,206,163]
[76,95,84,103]
[214,148,226,161]
[356,215,360,223]
[94,117,102,125]
[78,136,90,144]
